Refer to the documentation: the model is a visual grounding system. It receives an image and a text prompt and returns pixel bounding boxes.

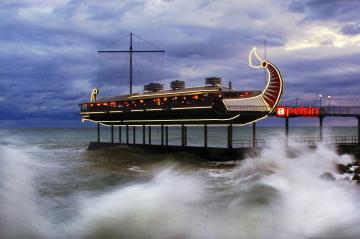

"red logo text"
[275,106,320,117]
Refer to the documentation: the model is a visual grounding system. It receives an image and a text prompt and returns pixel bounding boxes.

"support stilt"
[126,125,129,144]
[161,125,164,146]
[165,126,168,146]
[184,125,187,146]
[319,117,324,142]
[357,117,360,145]
[204,124,208,148]
[149,126,151,145]
[181,124,185,147]
[228,123,233,149]
[133,126,136,144]
[143,125,145,145]
[119,126,121,144]
[111,125,114,143]
[97,123,100,142]
[285,117,289,145]
[252,122,256,147]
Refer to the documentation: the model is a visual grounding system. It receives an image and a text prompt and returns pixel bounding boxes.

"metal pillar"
[142,125,146,145]
[119,126,122,144]
[319,117,324,141]
[285,117,289,146]
[111,125,114,143]
[97,123,100,142]
[184,125,187,146]
[252,122,256,147]
[228,123,233,149]
[181,124,185,146]
[204,124,208,148]
[357,117,360,145]
[148,126,151,145]
[133,126,136,144]
[161,125,164,146]
[165,126,168,146]
[126,125,129,144]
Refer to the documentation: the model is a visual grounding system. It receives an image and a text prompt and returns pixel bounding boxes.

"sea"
[0,126,359,239]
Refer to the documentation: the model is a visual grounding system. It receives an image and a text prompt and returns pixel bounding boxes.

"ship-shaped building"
[80,34,283,126]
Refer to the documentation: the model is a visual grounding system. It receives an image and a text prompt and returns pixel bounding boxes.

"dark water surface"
[0,128,359,239]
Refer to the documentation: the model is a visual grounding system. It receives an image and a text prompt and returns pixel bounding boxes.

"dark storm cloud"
[0,0,359,127]
[288,0,360,22]
[342,23,360,35]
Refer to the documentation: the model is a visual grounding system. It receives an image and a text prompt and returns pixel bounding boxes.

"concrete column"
[228,123,233,149]
[358,117,360,145]
[252,122,256,147]
[161,124,164,146]
[97,123,100,142]
[111,125,114,143]
[148,126,151,145]
[165,126,168,146]
[142,125,145,145]
[119,126,121,144]
[319,117,324,142]
[181,124,185,147]
[126,125,129,144]
[285,117,289,146]
[133,126,136,144]
[285,117,289,137]
[184,125,187,146]
[204,124,208,148]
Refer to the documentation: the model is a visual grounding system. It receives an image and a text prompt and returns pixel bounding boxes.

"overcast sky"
[0,0,359,127]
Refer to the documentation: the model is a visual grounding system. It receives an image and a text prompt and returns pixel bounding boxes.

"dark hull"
[83,108,268,125]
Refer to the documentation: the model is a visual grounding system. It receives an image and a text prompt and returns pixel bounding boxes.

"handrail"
[233,135,358,147]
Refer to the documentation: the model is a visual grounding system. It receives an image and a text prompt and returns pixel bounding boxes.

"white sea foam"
[0,145,50,239]
[0,139,359,239]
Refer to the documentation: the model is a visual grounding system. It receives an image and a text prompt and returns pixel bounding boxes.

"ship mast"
[98,32,165,94]
[129,33,133,95]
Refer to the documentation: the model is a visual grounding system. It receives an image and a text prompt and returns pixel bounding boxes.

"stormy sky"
[0,0,359,127]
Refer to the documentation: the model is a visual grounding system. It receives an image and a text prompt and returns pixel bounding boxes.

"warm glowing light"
[249,47,266,69]
[275,106,319,117]
[90,88,99,102]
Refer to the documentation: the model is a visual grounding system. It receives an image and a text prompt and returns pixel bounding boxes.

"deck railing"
[227,105,269,111]
[321,106,360,115]
[233,135,358,148]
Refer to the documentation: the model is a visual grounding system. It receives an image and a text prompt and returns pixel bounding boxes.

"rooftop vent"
[205,77,222,86]
[170,80,185,90]
[144,83,164,92]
